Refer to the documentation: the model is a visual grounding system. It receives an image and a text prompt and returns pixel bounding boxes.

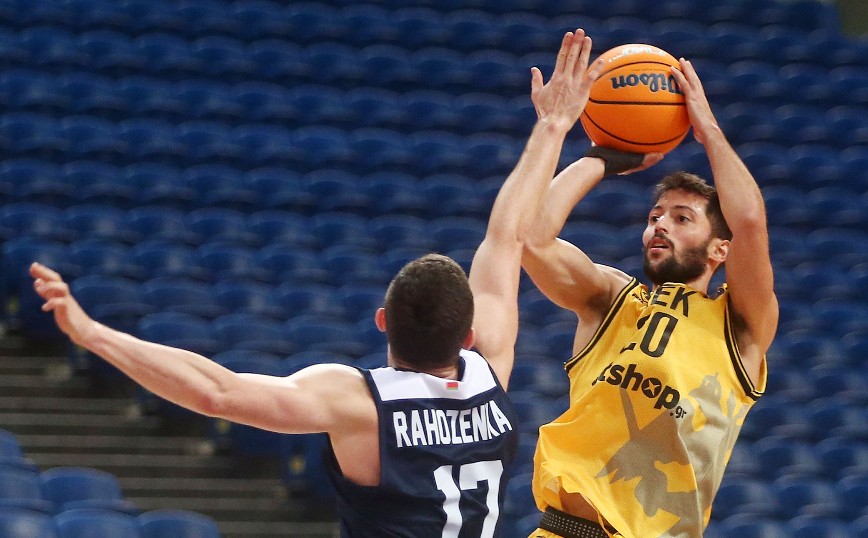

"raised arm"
[672,59,778,361]
[29,262,373,436]
[469,30,600,387]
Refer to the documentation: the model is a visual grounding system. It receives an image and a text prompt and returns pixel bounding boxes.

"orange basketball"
[580,44,690,154]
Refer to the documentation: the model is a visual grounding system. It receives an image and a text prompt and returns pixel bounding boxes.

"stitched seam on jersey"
[565,278,639,374]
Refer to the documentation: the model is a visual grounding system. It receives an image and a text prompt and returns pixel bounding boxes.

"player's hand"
[530,28,604,132]
[584,145,664,176]
[30,262,97,346]
[670,58,720,146]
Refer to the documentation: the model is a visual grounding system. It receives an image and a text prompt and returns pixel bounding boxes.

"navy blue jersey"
[327,349,519,538]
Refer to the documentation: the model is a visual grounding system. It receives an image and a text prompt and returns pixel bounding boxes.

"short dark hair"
[384,254,474,369]
[653,172,732,240]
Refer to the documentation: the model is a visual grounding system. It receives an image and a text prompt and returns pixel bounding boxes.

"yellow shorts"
[527,530,559,538]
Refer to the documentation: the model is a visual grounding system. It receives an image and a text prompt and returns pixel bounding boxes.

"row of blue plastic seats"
[740,393,868,442]
[0,0,846,52]
[0,113,529,174]
[705,513,868,538]
[0,25,863,96]
[0,507,221,538]
[3,67,866,146]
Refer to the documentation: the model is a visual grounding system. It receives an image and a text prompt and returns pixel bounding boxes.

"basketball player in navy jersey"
[30,29,630,537]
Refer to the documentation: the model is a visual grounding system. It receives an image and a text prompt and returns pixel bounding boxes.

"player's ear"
[463,328,476,350]
[375,308,387,332]
[709,238,730,264]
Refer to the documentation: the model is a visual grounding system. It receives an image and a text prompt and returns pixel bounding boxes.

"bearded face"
[642,233,711,286]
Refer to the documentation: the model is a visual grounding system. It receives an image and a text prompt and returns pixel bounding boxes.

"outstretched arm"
[29,262,373,435]
[469,30,601,387]
[672,59,778,367]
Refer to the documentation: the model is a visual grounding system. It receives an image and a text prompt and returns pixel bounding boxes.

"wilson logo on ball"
[580,43,690,154]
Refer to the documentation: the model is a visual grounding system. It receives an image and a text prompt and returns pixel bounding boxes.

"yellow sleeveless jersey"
[533,279,766,538]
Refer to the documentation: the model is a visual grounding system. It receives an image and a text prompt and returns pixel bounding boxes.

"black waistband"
[539,507,612,538]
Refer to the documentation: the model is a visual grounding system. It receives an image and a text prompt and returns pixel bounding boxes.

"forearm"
[527,156,606,245]
[486,119,571,243]
[703,129,767,231]
[83,322,233,416]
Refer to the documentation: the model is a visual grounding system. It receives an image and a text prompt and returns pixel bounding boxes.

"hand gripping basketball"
[584,145,645,176]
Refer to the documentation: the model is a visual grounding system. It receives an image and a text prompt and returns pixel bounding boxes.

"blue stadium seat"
[58,115,127,162]
[212,279,287,320]
[138,508,220,538]
[499,12,554,54]
[0,69,69,114]
[806,187,863,229]
[229,0,294,41]
[429,216,486,252]
[334,285,384,324]
[0,202,75,243]
[367,214,437,252]
[256,244,331,285]
[300,42,363,86]
[197,242,272,283]
[64,204,139,245]
[361,171,429,217]
[190,35,254,82]
[347,128,415,174]
[116,77,184,121]
[181,164,259,213]
[772,475,843,520]
[19,26,86,70]
[716,514,788,538]
[284,314,369,357]
[177,121,242,166]
[74,30,143,78]
[0,467,53,513]
[234,81,297,125]
[117,1,185,35]
[134,32,201,79]
[502,472,535,519]
[303,169,372,214]
[508,360,569,399]
[0,509,57,538]
[817,437,868,482]
[247,39,306,82]
[68,239,144,282]
[337,4,395,48]
[175,79,243,123]
[236,126,305,171]
[0,429,37,472]
[762,185,816,229]
[453,92,518,135]
[755,436,823,480]
[507,390,561,435]
[788,515,854,538]
[40,466,138,515]
[0,112,68,160]
[811,364,867,405]
[836,473,868,521]
[185,208,260,248]
[390,7,449,51]
[443,10,501,53]
[246,211,317,250]
[807,397,868,440]
[712,477,779,520]
[212,312,296,356]
[126,207,200,247]
[739,397,812,441]
[54,508,141,538]
[137,311,222,358]
[284,3,341,45]
[359,44,417,90]
[319,246,391,287]
[177,0,242,40]
[139,277,225,319]
[116,118,188,164]
[411,47,472,93]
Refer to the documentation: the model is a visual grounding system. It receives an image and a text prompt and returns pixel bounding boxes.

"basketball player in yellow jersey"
[519,58,779,537]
